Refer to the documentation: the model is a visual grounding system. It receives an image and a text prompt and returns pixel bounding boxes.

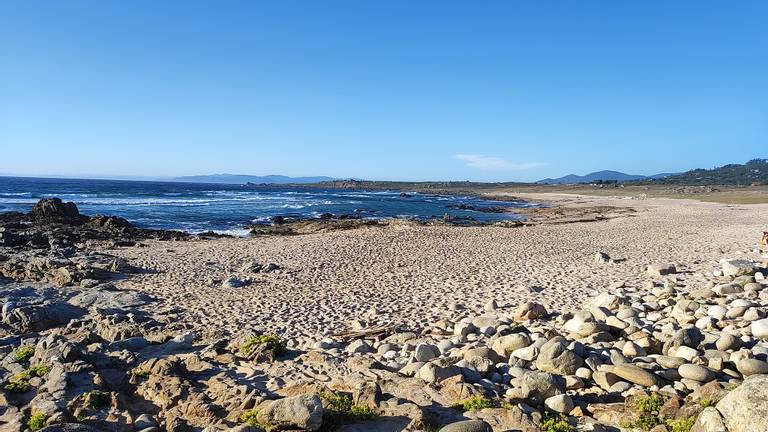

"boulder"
[535,338,583,375]
[720,259,757,277]
[609,364,660,387]
[257,394,324,431]
[30,198,86,224]
[438,420,492,432]
[512,302,547,322]
[715,374,768,432]
[647,263,677,277]
[751,319,768,340]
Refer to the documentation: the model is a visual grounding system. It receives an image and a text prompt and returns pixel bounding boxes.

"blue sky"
[1,1,766,182]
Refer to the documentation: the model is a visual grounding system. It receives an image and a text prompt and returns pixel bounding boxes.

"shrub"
[13,345,35,363]
[319,391,379,430]
[4,380,32,393]
[239,409,268,429]
[28,412,47,431]
[240,334,287,356]
[84,390,109,408]
[540,414,574,432]
[635,393,665,413]
[666,417,696,432]
[450,396,494,412]
[29,363,51,377]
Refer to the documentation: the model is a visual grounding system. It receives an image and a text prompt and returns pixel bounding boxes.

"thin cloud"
[455,154,545,171]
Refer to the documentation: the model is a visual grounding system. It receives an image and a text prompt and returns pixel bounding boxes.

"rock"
[678,364,716,382]
[736,358,768,376]
[610,364,660,387]
[414,343,440,362]
[417,363,460,384]
[345,339,373,354]
[534,338,583,375]
[692,407,727,432]
[716,374,768,432]
[512,302,547,322]
[720,259,757,277]
[30,198,86,224]
[594,252,611,263]
[2,300,83,333]
[454,322,478,337]
[257,394,323,431]
[647,263,677,277]
[438,420,492,432]
[715,334,740,351]
[517,371,565,403]
[221,277,247,288]
[491,333,531,358]
[544,394,574,414]
[751,319,768,340]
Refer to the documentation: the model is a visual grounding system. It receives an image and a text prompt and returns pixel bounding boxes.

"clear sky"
[1,1,766,182]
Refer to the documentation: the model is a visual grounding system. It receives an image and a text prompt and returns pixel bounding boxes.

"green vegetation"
[240,334,288,357]
[699,398,716,408]
[540,414,574,432]
[622,394,696,432]
[132,368,151,379]
[655,159,768,186]
[13,345,35,363]
[667,417,696,432]
[27,412,47,431]
[319,391,379,431]
[450,396,494,412]
[239,409,268,430]
[29,363,51,377]
[4,379,32,393]
[635,393,665,413]
[84,390,110,408]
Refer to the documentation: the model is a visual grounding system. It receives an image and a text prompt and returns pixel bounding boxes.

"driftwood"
[331,323,399,342]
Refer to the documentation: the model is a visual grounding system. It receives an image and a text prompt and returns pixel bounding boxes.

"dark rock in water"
[446,204,509,213]
[400,192,412,198]
[30,198,87,224]
[87,215,133,230]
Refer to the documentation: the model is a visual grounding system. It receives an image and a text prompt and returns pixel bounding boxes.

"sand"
[110,194,768,341]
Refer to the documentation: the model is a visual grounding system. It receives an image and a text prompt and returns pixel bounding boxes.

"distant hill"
[172,174,335,185]
[537,170,674,184]
[653,159,768,185]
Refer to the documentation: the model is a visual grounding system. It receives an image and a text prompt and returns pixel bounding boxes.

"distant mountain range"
[172,174,335,185]
[537,170,675,184]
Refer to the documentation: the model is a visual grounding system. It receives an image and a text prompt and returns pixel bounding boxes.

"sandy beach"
[110,194,768,341]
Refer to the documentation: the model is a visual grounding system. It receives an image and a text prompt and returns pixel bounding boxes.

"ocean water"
[0,176,532,235]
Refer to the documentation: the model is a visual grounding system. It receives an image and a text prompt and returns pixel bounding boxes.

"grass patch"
[240,334,287,356]
[239,409,268,430]
[699,398,715,408]
[13,345,35,363]
[540,414,574,432]
[84,390,109,408]
[27,412,47,431]
[319,392,379,430]
[450,396,494,412]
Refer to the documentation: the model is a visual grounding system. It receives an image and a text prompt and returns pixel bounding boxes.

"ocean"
[0,176,532,235]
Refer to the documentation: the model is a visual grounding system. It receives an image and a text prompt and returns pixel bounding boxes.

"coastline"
[2,194,767,431]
